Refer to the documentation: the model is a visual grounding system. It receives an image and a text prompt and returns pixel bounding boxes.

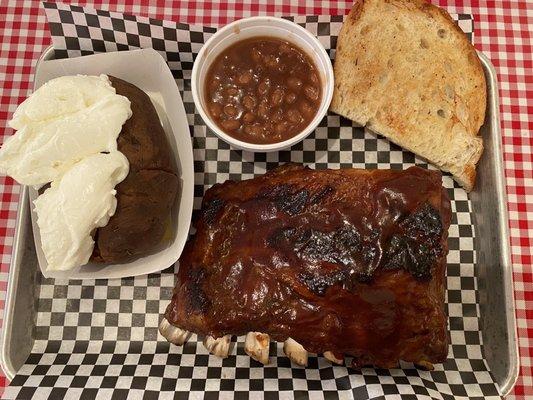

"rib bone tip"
[158,318,190,346]
[415,360,434,371]
[245,332,270,365]
[283,338,308,367]
[203,335,231,358]
[324,351,343,365]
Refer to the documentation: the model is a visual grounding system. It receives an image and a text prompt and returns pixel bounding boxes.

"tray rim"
[0,46,519,395]
[0,186,30,381]
[476,51,519,395]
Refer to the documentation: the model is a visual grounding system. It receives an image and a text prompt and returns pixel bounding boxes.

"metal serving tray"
[0,47,519,395]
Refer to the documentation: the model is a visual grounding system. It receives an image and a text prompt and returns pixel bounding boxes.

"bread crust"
[331,0,486,191]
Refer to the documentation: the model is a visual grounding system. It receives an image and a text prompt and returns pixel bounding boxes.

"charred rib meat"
[162,164,451,368]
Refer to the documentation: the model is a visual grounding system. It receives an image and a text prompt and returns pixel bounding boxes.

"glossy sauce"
[166,165,452,368]
[204,37,322,144]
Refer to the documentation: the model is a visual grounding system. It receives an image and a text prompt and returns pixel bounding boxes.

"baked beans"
[204,37,322,144]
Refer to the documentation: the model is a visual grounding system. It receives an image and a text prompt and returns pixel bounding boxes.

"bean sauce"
[204,37,322,144]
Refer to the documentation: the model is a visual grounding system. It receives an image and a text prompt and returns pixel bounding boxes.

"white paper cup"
[191,16,334,152]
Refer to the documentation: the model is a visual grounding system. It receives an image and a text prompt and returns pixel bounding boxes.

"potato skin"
[92,76,179,263]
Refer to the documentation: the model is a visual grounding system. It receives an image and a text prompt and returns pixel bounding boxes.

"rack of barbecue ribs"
[160,164,451,369]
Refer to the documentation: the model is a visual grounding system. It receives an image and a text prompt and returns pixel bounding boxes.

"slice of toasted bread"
[331,0,486,191]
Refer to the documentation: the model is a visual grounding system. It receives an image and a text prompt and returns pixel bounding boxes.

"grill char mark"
[185,267,210,314]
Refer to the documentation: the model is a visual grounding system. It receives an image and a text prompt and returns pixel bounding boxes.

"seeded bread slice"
[331,0,486,191]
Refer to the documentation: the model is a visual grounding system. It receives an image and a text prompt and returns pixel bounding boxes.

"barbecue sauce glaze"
[166,164,451,368]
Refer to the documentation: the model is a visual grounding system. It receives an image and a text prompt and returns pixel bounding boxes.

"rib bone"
[203,335,231,358]
[283,338,308,366]
[324,351,343,365]
[158,318,190,345]
[415,360,434,371]
[245,332,270,365]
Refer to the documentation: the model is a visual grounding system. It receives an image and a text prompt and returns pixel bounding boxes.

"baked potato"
[92,76,179,263]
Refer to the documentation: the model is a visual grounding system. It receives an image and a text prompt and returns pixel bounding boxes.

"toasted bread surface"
[331,0,486,191]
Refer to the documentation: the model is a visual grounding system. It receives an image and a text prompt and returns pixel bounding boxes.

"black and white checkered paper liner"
[3,3,499,399]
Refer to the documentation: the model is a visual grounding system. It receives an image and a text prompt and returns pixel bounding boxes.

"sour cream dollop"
[0,75,131,188]
[34,152,130,271]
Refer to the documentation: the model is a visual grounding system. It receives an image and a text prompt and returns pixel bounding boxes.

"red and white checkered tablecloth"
[0,0,530,397]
